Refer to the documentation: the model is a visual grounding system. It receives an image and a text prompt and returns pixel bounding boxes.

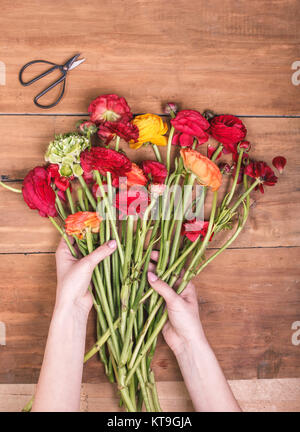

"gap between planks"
[0,245,300,256]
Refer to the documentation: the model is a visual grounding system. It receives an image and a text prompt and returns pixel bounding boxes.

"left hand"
[54,237,117,318]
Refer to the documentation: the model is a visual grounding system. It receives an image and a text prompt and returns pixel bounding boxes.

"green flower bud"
[45,133,90,177]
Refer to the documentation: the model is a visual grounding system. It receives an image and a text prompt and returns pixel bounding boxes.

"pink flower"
[171,110,210,147]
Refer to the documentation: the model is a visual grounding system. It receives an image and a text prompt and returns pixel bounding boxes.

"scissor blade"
[68,58,85,71]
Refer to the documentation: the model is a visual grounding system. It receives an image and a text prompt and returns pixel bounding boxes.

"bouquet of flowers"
[0,95,286,412]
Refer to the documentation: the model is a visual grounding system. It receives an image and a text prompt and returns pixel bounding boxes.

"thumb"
[147,272,178,306]
[81,240,117,270]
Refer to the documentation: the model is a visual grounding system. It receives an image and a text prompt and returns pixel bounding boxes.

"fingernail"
[108,240,117,249]
[148,271,158,282]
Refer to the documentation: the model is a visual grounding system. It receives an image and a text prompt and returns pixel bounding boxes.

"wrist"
[173,328,210,358]
[53,299,90,327]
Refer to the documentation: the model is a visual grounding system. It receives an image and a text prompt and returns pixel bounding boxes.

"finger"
[180,281,197,302]
[147,261,156,272]
[56,236,76,262]
[80,240,117,269]
[150,250,159,262]
[147,272,179,306]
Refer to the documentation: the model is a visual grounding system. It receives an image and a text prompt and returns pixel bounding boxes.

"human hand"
[54,237,117,319]
[147,251,207,356]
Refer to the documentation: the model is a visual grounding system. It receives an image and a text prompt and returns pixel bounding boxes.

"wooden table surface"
[0,0,300,410]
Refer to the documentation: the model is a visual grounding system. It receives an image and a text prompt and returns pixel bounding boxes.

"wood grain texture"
[0,248,299,384]
[0,0,299,114]
[1,379,300,412]
[0,116,299,251]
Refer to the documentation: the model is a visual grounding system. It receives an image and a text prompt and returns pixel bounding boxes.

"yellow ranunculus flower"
[129,114,168,149]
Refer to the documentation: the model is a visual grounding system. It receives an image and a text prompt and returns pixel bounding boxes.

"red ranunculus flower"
[98,121,138,145]
[106,121,139,142]
[22,166,57,217]
[47,163,72,192]
[209,115,247,153]
[80,147,132,178]
[171,110,210,147]
[115,187,149,219]
[88,94,133,124]
[141,160,168,184]
[181,219,213,242]
[244,161,278,193]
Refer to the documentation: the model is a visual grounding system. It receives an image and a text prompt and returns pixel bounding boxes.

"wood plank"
[0,116,299,251]
[0,248,299,384]
[1,379,300,412]
[0,0,299,114]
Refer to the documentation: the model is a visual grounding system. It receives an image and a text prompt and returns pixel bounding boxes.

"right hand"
[147,251,207,356]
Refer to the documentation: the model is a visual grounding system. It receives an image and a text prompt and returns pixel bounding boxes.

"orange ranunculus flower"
[129,114,168,149]
[65,211,101,239]
[125,163,148,187]
[180,149,222,191]
[112,163,148,188]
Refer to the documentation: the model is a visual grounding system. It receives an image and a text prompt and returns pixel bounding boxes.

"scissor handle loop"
[34,75,66,109]
[19,60,60,86]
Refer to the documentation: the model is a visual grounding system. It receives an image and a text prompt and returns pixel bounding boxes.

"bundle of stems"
[42,137,254,412]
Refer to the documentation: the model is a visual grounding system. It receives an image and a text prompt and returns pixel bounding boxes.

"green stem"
[48,216,77,257]
[0,181,22,193]
[115,136,120,152]
[78,175,96,210]
[84,318,121,362]
[152,144,162,162]
[94,171,124,265]
[211,143,223,161]
[77,188,86,211]
[66,187,75,214]
[166,126,175,173]
[229,178,260,214]
[86,230,120,362]
[55,193,67,220]
[225,149,244,206]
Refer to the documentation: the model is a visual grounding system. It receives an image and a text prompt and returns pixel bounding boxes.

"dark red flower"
[171,110,210,147]
[272,156,287,174]
[105,121,139,143]
[181,219,213,242]
[239,140,251,152]
[244,161,278,193]
[88,94,133,124]
[22,166,57,217]
[141,160,168,184]
[98,121,139,145]
[219,162,232,174]
[80,147,132,179]
[97,124,115,145]
[209,115,247,153]
[47,163,71,191]
[115,187,149,219]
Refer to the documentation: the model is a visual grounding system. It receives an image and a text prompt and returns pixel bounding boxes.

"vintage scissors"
[19,53,85,109]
